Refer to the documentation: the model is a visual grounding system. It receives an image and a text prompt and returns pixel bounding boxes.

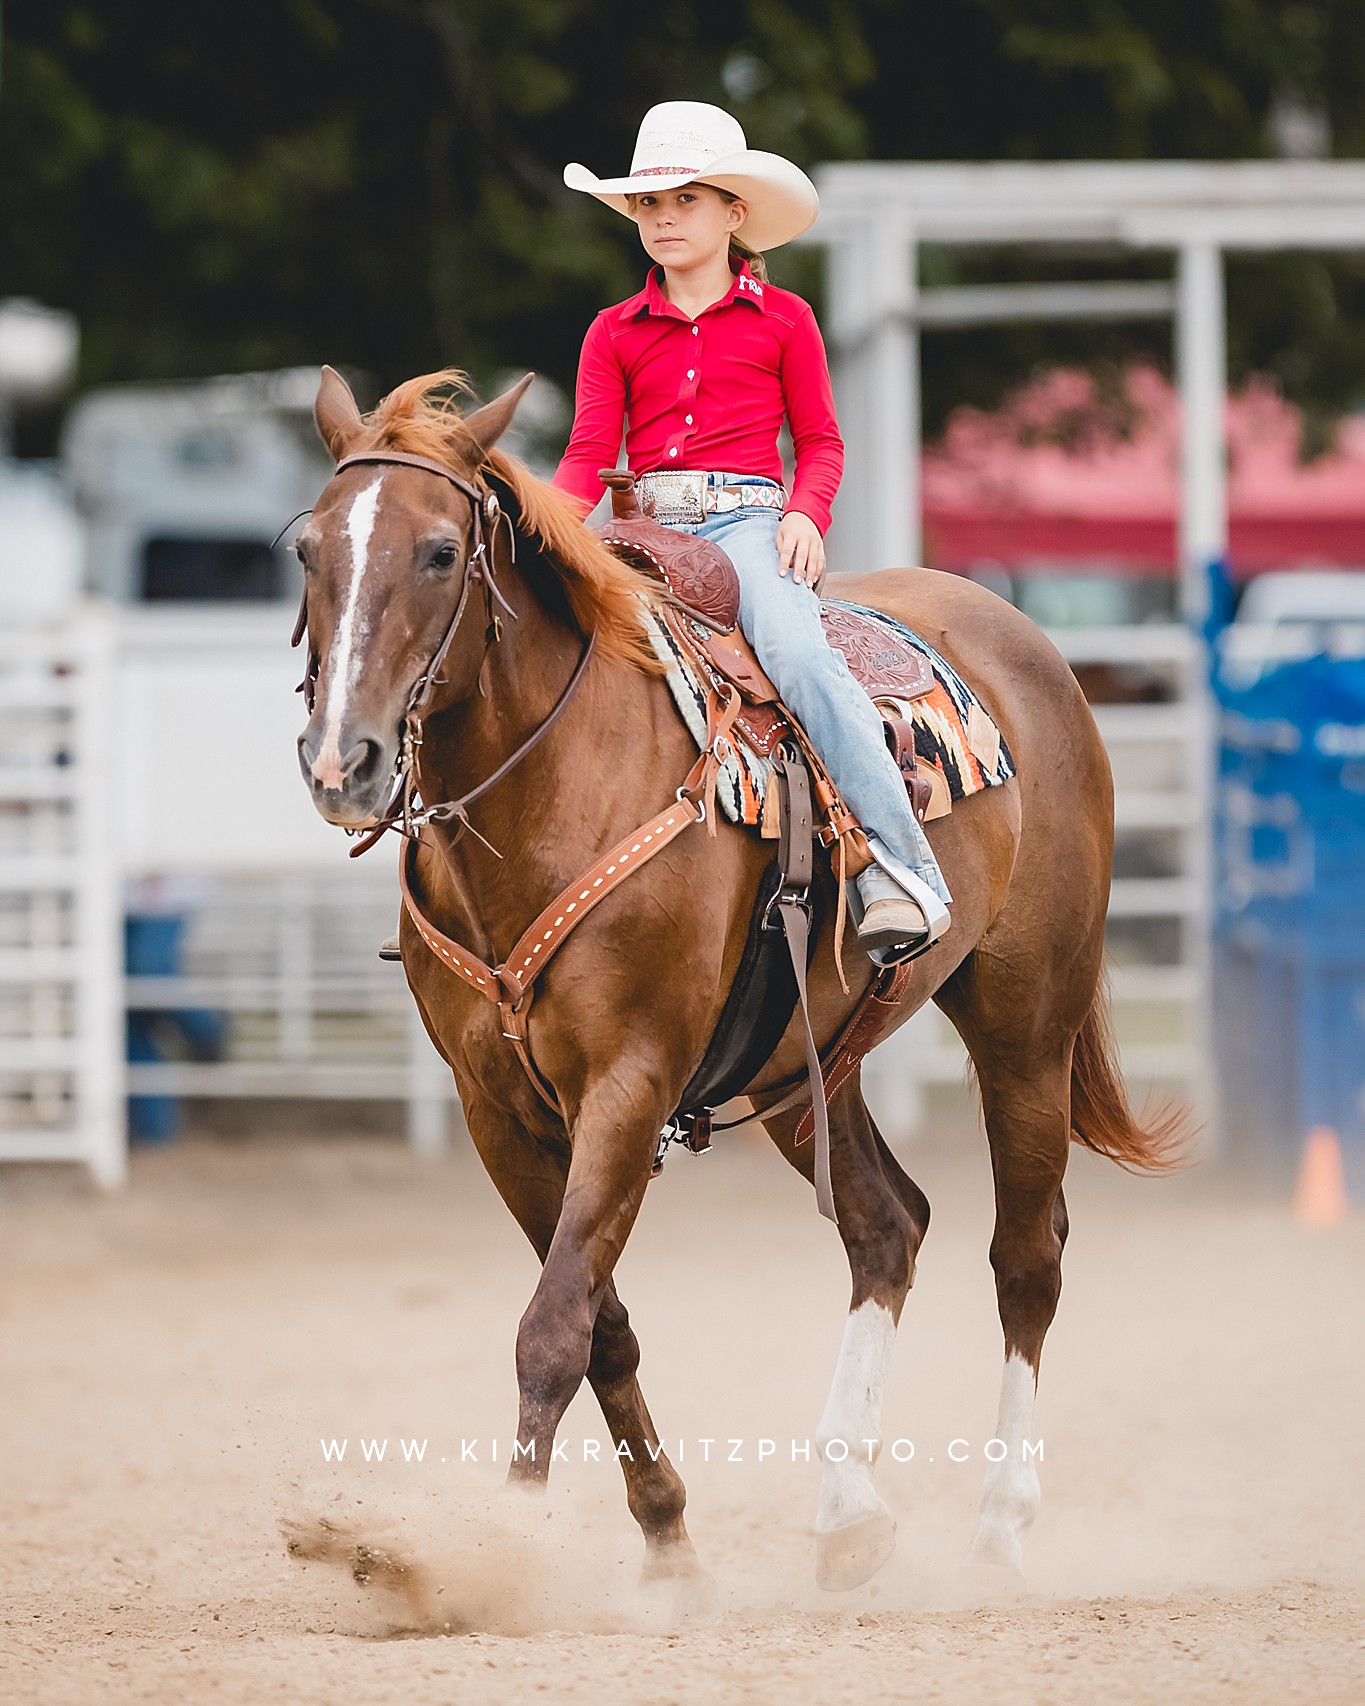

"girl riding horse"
[554,100,950,961]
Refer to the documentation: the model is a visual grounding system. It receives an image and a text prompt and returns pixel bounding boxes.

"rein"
[379,631,598,852]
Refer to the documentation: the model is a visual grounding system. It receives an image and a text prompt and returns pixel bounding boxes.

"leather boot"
[855,866,934,959]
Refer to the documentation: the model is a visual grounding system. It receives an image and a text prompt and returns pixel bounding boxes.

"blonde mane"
[354,370,663,672]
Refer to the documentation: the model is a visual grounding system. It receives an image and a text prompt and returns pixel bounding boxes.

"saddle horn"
[600,467,641,520]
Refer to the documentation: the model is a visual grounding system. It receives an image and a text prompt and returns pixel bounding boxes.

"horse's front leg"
[498,1071,711,1583]
[508,1076,656,1473]
[586,1278,710,1596]
[463,1087,705,1592]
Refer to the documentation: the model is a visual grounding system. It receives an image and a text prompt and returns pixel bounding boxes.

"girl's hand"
[776,511,825,586]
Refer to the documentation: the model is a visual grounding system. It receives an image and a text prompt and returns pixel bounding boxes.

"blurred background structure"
[3,1,1365,1196]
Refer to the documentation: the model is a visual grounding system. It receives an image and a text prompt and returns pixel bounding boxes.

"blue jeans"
[662,476,950,903]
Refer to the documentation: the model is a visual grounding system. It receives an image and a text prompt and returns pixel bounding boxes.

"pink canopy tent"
[921,366,1365,578]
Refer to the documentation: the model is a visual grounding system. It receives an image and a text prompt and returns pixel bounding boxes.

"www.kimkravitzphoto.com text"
[317,1436,1044,1467]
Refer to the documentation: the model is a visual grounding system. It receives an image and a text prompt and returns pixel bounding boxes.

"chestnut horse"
[294,366,1179,1601]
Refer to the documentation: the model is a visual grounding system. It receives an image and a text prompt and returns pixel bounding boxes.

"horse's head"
[295,366,531,826]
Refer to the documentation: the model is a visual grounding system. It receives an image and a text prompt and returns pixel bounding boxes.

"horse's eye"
[431,543,458,570]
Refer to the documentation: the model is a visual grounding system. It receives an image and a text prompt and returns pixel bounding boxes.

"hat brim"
[563,150,818,251]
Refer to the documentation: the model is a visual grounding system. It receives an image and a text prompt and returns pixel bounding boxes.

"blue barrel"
[124,914,226,1144]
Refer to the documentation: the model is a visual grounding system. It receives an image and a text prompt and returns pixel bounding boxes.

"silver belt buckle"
[638,470,707,525]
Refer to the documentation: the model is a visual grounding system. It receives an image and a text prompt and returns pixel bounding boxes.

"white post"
[865,210,918,569]
[1176,242,1227,622]
[405,1002,450,1157]
[1175,241,1226,1153]
[74,606,127,1187]
[825,218,875,575]
[278,873,312,1061]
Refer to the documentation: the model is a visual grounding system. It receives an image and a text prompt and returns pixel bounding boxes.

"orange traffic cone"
[1292,1126,1348,1226]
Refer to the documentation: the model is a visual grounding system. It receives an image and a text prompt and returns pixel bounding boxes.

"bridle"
[291,447,596,858]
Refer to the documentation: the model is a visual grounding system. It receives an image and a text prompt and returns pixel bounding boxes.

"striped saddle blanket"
[646,599,1017,829]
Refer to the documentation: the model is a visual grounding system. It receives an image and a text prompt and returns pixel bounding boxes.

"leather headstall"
[290,446,594,859]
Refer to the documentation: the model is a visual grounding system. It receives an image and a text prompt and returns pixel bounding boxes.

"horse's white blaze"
[970,1350,1040,1572]
[814,1299,897,1533]
[312,475,384,789]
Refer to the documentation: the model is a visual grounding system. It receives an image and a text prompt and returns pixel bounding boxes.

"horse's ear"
[314,365,363,460]
[464,373,534,459]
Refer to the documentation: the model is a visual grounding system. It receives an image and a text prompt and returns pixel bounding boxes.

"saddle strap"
[768,746,835,1223]
[792,959,915,1146]
[710,955,914,1142]
[882,713,934,826]
[775,896,836,1224]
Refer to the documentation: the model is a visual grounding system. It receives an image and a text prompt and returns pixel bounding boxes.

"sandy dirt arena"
[1,1110,1363,1704]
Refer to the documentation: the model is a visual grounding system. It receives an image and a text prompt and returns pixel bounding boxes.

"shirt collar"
[729,258,767,310]
[621,258,767,321]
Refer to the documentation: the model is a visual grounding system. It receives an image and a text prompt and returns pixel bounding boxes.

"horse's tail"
[1069,977,1191,1172]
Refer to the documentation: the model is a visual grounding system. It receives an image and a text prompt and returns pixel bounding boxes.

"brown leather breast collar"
[400,684,742,1118]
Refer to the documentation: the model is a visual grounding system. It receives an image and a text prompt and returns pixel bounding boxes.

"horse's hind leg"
[962,1044,1071,1574]
[763,1078,929,1591]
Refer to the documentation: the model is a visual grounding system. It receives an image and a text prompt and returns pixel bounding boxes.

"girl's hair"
[625,184,770,283]
[714,191,770,283]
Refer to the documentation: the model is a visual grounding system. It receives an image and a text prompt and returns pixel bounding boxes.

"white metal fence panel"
[0,613,124,1183]
[864,624,1214,1143]
[111,606,455,1155]
[122,868,456,1152]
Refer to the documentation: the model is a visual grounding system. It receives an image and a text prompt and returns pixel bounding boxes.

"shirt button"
[691,326,699,336]
[685,415,693,425]
[687,369,695,379]
[668,447,678,458]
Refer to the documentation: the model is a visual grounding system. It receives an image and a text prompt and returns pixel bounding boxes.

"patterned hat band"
[632,165,702,177]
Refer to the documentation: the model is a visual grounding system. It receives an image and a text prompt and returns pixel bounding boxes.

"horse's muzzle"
[297,722,394,826]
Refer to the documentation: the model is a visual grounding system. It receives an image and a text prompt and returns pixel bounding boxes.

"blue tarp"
[1209,597,1365,1190]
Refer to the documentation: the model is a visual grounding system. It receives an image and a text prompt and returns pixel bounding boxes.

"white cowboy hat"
[563,101,818,253]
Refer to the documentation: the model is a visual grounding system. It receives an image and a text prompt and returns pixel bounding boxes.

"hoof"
[967,1524,1025,1578]
[671,1566,720,1624]
[639,1551,719,1626]
[815,1512,897,1592]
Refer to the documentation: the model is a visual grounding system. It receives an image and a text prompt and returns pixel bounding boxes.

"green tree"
[0,0,871,407]
[3,1,1365,450]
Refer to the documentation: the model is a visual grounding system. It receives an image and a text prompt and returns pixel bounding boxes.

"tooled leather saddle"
[594,471,937,822]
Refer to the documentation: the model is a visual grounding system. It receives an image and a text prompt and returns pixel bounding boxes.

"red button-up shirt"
[553,260,844,535]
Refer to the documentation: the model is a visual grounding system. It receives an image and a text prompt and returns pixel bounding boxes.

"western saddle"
[593,471,938,831]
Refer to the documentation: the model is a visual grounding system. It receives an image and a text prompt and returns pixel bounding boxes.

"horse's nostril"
[341,738,382,786]
[300,724,388,799]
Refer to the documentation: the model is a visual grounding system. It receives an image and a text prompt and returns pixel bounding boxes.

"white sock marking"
[312,475,384,787]
[814,1299,897,1533]
[971,1350,1040,1572]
